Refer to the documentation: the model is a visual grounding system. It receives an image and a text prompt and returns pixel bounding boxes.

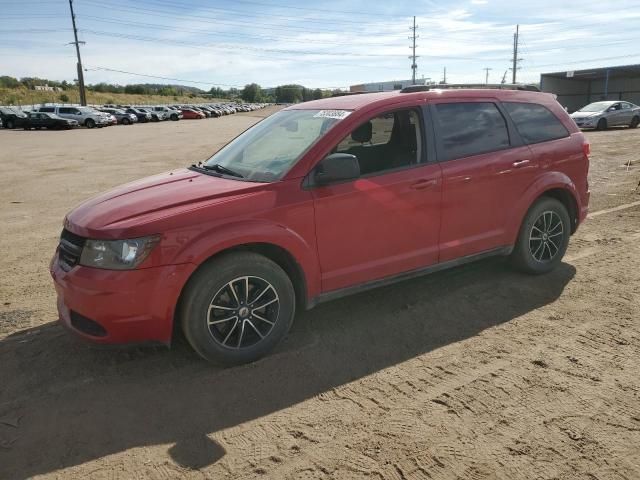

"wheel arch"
[172,241,312,340]
[507,173,581,245]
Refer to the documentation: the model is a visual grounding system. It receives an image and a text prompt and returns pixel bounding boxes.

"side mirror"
[313,153,360,186]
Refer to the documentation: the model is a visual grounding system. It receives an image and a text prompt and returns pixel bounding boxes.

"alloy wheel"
[206,276,279,349]
[529,210,564,263]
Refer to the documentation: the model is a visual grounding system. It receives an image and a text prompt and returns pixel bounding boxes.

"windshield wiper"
[193,162,244,178]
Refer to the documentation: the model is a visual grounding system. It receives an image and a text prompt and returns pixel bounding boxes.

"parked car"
[37,106,109,128]
[99,108,137,125]
[0,106,29,129]
[124,108,152,123]
[180,108,206,119]
[51,87,590,365]
[570,101,640,130]
[24,112,78,130]
[153,106,182,121]
[137,107,165,122]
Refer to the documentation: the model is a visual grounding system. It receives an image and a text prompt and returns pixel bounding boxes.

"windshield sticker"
[313,110,352,120]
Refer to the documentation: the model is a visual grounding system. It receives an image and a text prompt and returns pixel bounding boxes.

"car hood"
[65,168,265,238]
[571,111,602,119]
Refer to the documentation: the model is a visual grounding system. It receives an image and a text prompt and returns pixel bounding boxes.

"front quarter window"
[202,109,348,182]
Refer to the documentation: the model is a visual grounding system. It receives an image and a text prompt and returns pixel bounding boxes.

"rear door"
[619,102,634,124]
[430,99,534,262]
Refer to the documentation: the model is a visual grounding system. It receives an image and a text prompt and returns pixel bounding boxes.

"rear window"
[434,102,510,160]
[504,102,569,144]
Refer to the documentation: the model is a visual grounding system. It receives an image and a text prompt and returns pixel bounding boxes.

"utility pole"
[442,67,447,84]
[511,24,520,84]
[409,16,419,84]
[68,0,86,105]
[483,67,492,84]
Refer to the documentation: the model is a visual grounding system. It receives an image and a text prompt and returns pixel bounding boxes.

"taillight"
[582,141,590,157]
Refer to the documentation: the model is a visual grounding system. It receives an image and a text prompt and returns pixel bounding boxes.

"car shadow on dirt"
[0,258,575,479]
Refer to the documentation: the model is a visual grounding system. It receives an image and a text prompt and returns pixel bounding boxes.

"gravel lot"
[0,110,639,479]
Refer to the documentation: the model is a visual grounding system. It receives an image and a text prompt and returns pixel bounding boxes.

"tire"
[6,119,14,129]
[596,118,607,131]
[122,118,130,125]
[630,116,639,129]
[171,113,178,121]
[180,252,295,365]
[510,197,571,275]
[85,118,96,129]
[24,126,30,130]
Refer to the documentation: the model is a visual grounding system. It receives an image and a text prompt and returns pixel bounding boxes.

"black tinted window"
[504,102,569,145]
[434,102,509,160]
[58,107,73,114]
[40,107,54,113]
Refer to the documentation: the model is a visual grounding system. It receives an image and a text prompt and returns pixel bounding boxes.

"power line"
[84,65,347,90]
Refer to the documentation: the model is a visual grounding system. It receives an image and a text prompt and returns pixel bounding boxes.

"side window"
[335,109,423,175]
[58,107,72,114]
[503,102,569,145]
[621,103,631,110]
[434,102,509,161]
[40,107,54,113]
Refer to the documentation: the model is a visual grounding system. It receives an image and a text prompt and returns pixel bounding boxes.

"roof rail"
[400,83,540,93]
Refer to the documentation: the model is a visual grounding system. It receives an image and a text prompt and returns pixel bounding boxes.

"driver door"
[310,108,442,293]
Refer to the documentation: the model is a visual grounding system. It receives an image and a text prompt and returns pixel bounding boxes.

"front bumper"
[50,252,193,345]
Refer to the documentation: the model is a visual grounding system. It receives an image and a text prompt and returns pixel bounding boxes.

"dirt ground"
[0,110,639,480]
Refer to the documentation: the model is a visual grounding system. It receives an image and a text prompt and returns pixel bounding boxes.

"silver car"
[570,101,640,130]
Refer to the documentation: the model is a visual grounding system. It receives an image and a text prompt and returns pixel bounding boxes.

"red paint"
[51,89,589,345]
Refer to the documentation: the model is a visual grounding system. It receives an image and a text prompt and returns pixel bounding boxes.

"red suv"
[51,87,590,364]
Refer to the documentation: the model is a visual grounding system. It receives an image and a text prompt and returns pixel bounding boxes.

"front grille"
[58,229,86,271]
[70,310,107,337]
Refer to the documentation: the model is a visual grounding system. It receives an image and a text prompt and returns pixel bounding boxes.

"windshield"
[202,109,349,182]
[579,102,614,112]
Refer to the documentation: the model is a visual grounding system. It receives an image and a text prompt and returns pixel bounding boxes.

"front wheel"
[6,119,15,129]
[510,197,571,275]
[122,118,130,125]
[596,118,607,130]
[85,118,96,129]
[180,252,295,365]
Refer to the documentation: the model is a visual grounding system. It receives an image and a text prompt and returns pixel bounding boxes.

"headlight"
[79,235,160,270]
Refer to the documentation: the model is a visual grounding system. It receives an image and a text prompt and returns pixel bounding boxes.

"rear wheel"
[85,118,96,129]
[630,116,639,129]
[180,252,295,365]
[510,197,570,275]
[596,118,607,130]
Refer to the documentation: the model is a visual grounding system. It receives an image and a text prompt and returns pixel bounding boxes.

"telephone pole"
[68,0,87,105]
[483,67,492,84]
[511,24,520,84]
[442,67,447,84]
[409,16,419,84]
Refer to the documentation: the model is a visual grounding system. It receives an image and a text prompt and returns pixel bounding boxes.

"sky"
[1,0,640,90]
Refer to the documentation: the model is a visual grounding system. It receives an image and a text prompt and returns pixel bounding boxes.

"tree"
[0,76,20,88]
[241,83,261,102]
[275,84,303,103]
[312,88,323,100]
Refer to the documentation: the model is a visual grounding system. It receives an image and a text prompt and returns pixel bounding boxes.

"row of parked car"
[0,103,268,130]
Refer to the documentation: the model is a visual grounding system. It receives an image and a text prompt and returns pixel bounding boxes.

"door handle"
[512,159,531,168]
[410,179,438,190]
